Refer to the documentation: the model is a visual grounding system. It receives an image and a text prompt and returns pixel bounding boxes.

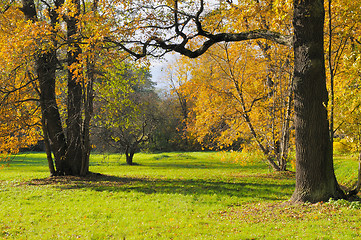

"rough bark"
[37,52,68,175]
[41,116,56,176]
[290,0,345,203]
[65,0,84,175]
[21,0,69,175]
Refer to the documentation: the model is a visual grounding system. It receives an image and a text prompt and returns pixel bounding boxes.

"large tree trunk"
[21,0,69,176]
[290,0,345,203]
[37,52,68,175]
[65,0,84,175]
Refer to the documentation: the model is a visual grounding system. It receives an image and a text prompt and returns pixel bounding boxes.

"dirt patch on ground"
[21,173,147,188]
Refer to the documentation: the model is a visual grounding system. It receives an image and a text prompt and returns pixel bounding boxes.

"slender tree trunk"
[279,78,293,171]
[80,58,95,176]
[290,0,345,203]
[79,1,99,175]
[327,0,335,153]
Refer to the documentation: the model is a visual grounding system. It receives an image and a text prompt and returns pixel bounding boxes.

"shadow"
[25,173,294,201]
[7,153,46,166]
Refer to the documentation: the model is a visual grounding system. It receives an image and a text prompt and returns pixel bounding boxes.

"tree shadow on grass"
[25,172,295,201]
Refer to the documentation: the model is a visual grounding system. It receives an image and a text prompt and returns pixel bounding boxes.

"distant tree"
[93,62,158,165]
[147,91,201,152]
[172,42,293,170]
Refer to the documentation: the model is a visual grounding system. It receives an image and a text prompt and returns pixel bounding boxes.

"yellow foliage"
[172,40,293,154]
[0,6,45,154]
[333,139,353,154]
[326,0,361,153]
[218,148,265,166]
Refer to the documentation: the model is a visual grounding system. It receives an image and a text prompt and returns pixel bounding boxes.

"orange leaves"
[0,5,43,154]
[0,97,41,154]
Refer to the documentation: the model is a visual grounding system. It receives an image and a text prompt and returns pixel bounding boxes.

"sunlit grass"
[0,151,360,239]
[334,153,359,188]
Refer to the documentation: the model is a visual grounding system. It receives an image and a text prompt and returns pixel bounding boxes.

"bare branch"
[1,0,15,14]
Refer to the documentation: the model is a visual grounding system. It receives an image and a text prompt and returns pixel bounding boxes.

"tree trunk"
[80,57,95,176]
[290,0,345,203]
[41,115,56,176]
[21,0,70,176]
[37,52,69,175]
[65,0,84,175]
[22,0,92,176]
[279,78,293,171]
[125,147,135,165]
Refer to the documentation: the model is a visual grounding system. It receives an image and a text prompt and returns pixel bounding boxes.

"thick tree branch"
[108,30,292,60]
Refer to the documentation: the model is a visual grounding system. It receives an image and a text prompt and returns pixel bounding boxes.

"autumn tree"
[104,0,347,202]
[325,0,361,192]
[0,2,42,158]
[0,0,126,176]
[164,61,199,151]
[173,41,293,170]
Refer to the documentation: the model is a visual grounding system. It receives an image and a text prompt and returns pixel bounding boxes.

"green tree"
[93,62,158,165]
[148,91,201,152]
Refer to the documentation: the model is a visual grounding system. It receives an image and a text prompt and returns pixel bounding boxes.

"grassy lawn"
[0,152,360,239]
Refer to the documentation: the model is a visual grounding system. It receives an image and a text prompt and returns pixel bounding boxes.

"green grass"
[0,152,360,239]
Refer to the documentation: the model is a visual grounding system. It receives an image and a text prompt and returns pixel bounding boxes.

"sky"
[150,53,179,89]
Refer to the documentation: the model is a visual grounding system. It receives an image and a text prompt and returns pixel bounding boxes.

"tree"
[163,61,202,152]
[326,0,361,192]
[93,62,158,165]
[147,90,202,152]
[0,0,129,176]
[106,0,347,202]
[0,1,42,158]
[172,41,293,170]
[289,0,345,202]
